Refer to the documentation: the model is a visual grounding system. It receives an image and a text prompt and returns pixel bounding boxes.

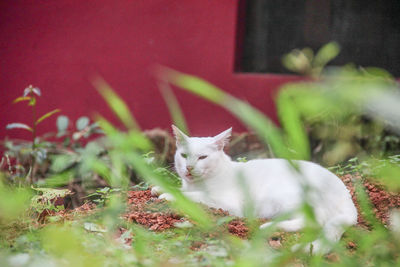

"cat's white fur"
[157,125,358,254]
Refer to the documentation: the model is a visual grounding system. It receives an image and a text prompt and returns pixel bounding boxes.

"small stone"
[268,239,282,249]
[347,241,356,248]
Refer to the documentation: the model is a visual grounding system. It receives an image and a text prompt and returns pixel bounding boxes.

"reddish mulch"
[74,202,97,213]
[127,190,250,237]
[190,241,207,251]
[127,190,154,205]
[209,208,230,217]
[208,207,249,238]
[116,227,132,245]
[341,174,400,227]
[125,189,183,231]
[227,219,249,238]
[125,211,182,231]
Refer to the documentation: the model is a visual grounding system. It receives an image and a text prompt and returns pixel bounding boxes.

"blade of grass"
[228,99,291,159]
[276,90,310,160]
[156,66,226,104]
[97,115,152,152]
[354,180,387,231]
[92,76,140,130]
[158,81,189,135]
[95,114,120,136]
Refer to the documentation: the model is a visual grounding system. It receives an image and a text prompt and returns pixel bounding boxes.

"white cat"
[156,125,358,254]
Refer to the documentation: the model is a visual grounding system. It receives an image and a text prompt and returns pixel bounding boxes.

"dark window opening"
[236,0,400,76]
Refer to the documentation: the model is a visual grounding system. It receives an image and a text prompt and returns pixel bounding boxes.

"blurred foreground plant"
[283,43,400,164]
[156,63,400,265]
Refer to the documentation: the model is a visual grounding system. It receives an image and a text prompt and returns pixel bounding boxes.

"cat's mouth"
[184,171,202,182]
[185,172,193,180]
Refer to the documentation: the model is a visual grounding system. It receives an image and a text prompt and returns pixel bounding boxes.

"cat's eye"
[198,155,208,160]
[180,153,188,158]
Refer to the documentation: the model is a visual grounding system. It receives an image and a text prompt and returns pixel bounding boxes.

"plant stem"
[30,94,37,184]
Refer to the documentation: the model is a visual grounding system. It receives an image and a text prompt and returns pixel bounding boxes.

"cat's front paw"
[159,193,175,201]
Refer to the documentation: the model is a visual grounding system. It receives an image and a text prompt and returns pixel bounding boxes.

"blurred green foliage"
[1,44,400,266]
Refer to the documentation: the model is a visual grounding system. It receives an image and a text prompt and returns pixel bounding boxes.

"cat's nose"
[186,166,194,172]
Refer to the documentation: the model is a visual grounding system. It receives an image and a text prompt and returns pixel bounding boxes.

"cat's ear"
[213,127,232,150]
[172,125,189,146]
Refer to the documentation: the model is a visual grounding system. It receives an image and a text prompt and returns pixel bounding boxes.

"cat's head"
[172,125,232,183]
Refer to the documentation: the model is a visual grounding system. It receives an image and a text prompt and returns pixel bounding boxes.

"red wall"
[0,0,298,140]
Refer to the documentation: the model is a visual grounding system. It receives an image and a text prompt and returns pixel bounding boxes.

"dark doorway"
[237,0,400,76]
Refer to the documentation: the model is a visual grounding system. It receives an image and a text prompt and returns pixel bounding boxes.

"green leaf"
[158,81,189,134]
[92,76,140,130]
[282,49,311,74]
[314,41,340,68]
[28,97,36,106]
[57,115,69,132]
[76,116,90,131]
[13,96,31,104]
[36,109,61,125]
[361,67,394,80]
[31,186,72,198]
[6,123,33,132]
